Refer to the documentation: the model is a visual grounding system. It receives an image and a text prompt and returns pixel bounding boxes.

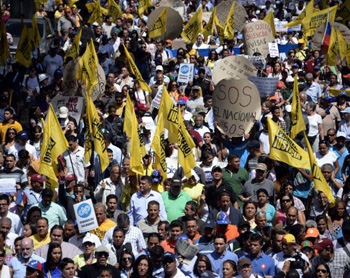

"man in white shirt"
[193,114,210,139]
[0,217,18,248]
[8,131,37,160]
[0,194,23,235]
[94,165,123,203]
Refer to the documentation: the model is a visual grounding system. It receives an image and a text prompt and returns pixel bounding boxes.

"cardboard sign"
[177,63,194,83]
[159,0,185,18]
[244,20,274,57]
[212,78,261,137]
[245,55,266,70]
[312,23,324,51]
[269,42,280,58]
[212,56,257,85]
[147,7,183,40]
[216,1,247,32]
[248,76,279,97]
[51,96,85,123]
[74,199,98,233]
[275,21,288,33]
[0,179,16,194]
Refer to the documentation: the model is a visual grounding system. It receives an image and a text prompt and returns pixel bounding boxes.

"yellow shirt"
[30,233,51,250]
[90,219,116,241]
[182,182,204,202]
[73,253,97,270]
[0,121,23,143]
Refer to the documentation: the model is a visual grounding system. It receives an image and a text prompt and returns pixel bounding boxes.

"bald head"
[21,237,34,259]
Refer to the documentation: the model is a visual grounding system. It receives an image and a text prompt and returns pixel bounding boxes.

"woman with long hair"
[2,127,16,155]
[330,201,349,236]
[130,255,153,278]
[205,50,218,72]
[119,248,135,278]
[43,243,62,278]
[193,255,212,278]
[30,125,42,158]
[268,62,283,80]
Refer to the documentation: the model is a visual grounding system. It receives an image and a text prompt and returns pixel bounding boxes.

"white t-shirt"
[135,90,149,105]
[315,150,338,168]
[43,54,63,80]
[8,143,38,160]
[307,114,323,137]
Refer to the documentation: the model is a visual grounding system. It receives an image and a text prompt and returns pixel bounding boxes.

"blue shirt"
[208,250,238,277]
[332,145,348,181]
[9,253,46,278]
[127,190,167,226]
[244,252,275,277]
[42,264,62,278]
[305,82,322,103]
[224,140,249,168]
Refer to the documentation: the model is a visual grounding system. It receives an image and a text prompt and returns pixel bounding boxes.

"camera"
[289,254,306,270]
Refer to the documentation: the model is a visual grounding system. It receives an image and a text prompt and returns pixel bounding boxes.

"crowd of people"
[0,0,349,277]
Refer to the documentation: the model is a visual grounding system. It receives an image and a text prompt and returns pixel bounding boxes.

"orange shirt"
[161,238,176,254]
[188,232,201,244]
[216,224,239,242]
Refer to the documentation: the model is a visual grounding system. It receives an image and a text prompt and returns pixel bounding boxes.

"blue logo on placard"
[77,203,91,218]
[181,65,189,74]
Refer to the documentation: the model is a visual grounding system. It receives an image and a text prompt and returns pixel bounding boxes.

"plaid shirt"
[312,252,350,277]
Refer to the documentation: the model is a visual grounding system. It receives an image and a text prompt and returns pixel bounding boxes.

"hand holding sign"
[212,78,261,137]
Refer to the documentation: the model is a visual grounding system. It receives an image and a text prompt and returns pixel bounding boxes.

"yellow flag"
[138,0,151,17]
[263,11,276,38]
[303,133,335,205]
[68,0,79,8]
[64,28,82,62]
[338,1,350,24]
[268,118,310,170]
[285,0,314,27]
[34,0,41,12]
[87,0,108,24]
[301,5,337,37]
[31,16,41,49]
[15,25,32,68]
[327,25,338,66]
[108,0,122,22]
[122,44,151,92]
[337,30,350,65]
[85,93,109,172]
[182,6,202,43]
[125,93,147,175]
[177,105,196,178]
[76,39,98,91]
[290,76,306,139]
[0,21,9,66]
[159,86,178,143]
[224,1,235,39]
[149,8,167,39]
[216,17,225,45]
[151,91,167,180]
[202,6,217,41]
[39,104,69,190]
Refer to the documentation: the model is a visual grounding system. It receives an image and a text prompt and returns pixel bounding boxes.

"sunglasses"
[281,199,291,203]
[316,269,327,274]
[122,257,133,262]
[98,252,109,258]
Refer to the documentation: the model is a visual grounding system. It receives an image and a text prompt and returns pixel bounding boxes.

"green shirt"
[222,167,249,208]
[161,191,192,222]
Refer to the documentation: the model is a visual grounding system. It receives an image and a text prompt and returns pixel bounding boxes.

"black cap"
[211,166,222,172]
[205,219,216,229]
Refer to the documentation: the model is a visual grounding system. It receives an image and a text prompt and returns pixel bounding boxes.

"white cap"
[286,76,294,83]
[92,22,99,26]
[58,106,68,118]
[82,235,95,244]
[285,105,292,113]
[38,73,48,82]
[336,131,346,138]
[156,65,163,72]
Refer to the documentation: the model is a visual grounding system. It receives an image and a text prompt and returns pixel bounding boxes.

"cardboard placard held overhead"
[74,199,98,233]
[159,0,185,18]
[177,63,194,83]
[268,42,279,58]
[216,0,247,33]
[147,7,183,40]
[212,78,261,137]
[212,56,257,85]
[312,23,325,51]
[51,96,85,123]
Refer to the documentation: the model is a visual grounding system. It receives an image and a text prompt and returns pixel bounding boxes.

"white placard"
[268,42,280,58]
[177,64,194,83]
[0,179,16,193]
[51,96,85,123]
[74,199,98,233]
[151,85,164,109]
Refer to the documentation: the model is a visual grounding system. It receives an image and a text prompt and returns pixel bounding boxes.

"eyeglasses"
[98,252,109,258]
[327,134,335,137]
[122,257,133,262]
[281,199,291,203]
[316,269,327,273]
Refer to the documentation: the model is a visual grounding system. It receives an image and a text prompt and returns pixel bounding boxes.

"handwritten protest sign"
[148,7,182,40]
[212,56,257,85]
[245,55,266,70]
[216,1,247,32]
[248,76,279,97]
[0,179,16,194]
[51,96,84,123]
[212,78,261,137]
[74,199,98,233]
[243,20,274,57]
[269,42,279,58]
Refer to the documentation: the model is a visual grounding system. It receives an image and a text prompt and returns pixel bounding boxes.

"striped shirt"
[0,167,28,188]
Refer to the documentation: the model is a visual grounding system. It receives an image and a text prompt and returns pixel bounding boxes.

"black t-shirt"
[79,263,121,278]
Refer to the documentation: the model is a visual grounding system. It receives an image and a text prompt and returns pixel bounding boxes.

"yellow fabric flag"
[0,21,9,66]
[268,118,310,170]
[85,93,109,172]
[290,76,306,139]
[159,86,178,143]
[303,133,335,205]
[15,25,32,68]
[327,25,338,66]
[76,39,98,91]
[177,105,196,178]
[338,1,350,24]
[31,16,41,49]
[338,30,350,65]
[64,28,82,62]
[34,0,41,12]
[285,0,314,27]
[138,0,150,17]
[39,104,69,190]
[125,93,146,175]
[108,0,122,22]
[216,18,225,45]
[87,0,108,24]
[301,5,337,37]
[151,90,167,180]
[122,44,151,92]
[182,6,202,44]
[224,1,235,39]
[68,0,79,8]
[202,6,217,41]
[263,11,276,38]
[149,8,167,39]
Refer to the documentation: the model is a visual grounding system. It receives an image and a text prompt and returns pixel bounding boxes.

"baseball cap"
[26,260,43,272]
[341,107,350,114]
[305,228,320,238]
[82,235,95,244]
[156,65,164,72]
[238,258,252,268]
[31,174,46,183]
[305,220,317,228]
[216,211,229,225]
[192,85,200,90]
[314,238,333,251]
[201,270,220,278]
[137,103,148,111]
[336,131,346,139]
[102,34,108,40]
[17,131,29,140]
[237,34,243,40]
[247,140,260,150]
[205,219,216,229]
[269,95,278,101]
[211,166,222,172]
[255,163,267,172]
[301,240,313,249]
[162,252,176,263]
[283,234,296,244]
[314,65,321,71]
[287,28,294,34]
[54,68,63,77]
[38,73,48,82]
[92,22,99,26]
[151,170,162,183]
[65,174,77,182]
[58,106,69,118]
[292,63,299,68]
[323,92,332,101]
[177,99,186,106]
[298,38,305,44]
[171,179,182,187]
[95,246,109,253]
[340,91,348,97]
